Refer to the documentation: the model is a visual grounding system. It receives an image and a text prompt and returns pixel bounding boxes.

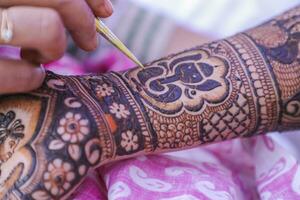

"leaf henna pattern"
[0,5,300,200]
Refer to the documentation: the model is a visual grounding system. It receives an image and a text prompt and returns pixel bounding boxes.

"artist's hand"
[0,0,113,94]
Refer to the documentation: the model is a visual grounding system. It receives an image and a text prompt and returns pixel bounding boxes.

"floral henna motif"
[95,83,115,97]
[0,5,300,200]
[109,103,130,119]
[120,131,139,152]
[57,112,90,143]
[43,159,75,196]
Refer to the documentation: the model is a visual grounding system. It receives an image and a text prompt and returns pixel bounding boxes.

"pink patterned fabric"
[90,135,300,200]
[2,46,300,200]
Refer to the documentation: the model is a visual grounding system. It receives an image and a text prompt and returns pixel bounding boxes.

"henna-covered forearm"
[1,5,300,200]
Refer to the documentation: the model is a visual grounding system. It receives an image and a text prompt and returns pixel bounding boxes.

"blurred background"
[104,0,299,61]
[66,0,299,74]
[131,0,299,38]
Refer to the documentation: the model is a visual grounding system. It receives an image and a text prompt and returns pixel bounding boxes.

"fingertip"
[25,63,46,91]
[38,65,46,85]
[90,32,99,51]
[0,60,46,94]
[92,0,114,18]
[104,0,114,17]
[79,31,99,51]
[95,35,99,50]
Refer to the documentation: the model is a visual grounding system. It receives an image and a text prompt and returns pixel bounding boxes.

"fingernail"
[38,65,46,84]
[104,0,113,15]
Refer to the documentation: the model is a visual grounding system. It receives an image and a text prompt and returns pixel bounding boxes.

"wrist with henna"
[1,5,300,200]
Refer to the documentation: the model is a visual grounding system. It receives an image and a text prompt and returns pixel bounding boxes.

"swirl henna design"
[124,49,231,115]
[0,5,300,200]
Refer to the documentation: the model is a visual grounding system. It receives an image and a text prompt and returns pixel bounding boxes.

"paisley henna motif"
[0,5,300,200]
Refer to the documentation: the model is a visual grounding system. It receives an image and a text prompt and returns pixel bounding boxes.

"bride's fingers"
[0,7,67,64]
[0,0,98,51]
[86,0,113,17]
[0,59,45,94]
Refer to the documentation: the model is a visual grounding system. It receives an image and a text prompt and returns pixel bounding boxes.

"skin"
[0,0,113,94]
[0,5,300,200]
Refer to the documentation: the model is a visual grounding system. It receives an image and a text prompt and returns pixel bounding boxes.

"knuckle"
[53,0,95,37]
[40,8,62,37]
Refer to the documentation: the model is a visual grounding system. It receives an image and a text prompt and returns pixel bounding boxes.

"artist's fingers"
[0,59,45,94]
[0,7,66,64]
[86,0,113,17]
[0,0,97,51]
[0,7,67,64]
[53,0,97,51]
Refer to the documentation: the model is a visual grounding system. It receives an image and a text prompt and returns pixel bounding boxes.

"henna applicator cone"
[95,18,145,68]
